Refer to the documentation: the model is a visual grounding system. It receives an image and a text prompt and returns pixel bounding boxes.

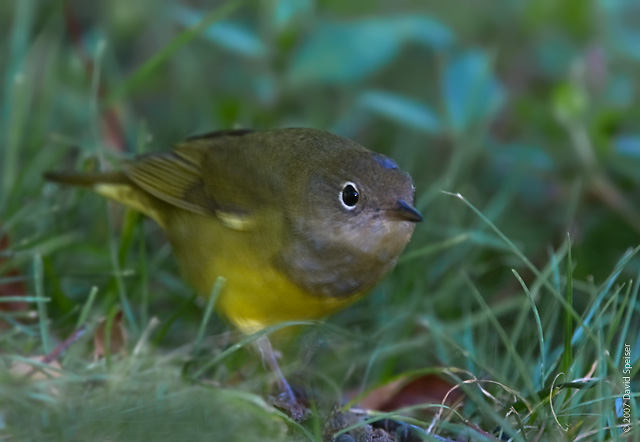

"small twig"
[42,325,87,364]
[24,325,87,379]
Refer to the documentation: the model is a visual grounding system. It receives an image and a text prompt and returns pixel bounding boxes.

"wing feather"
[124,152,211,215]
[123,147,255,230]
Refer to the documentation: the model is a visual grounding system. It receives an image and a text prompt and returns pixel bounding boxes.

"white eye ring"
[340,182,359,210]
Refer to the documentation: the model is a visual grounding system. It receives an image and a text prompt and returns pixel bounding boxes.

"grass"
[2,1,640,441]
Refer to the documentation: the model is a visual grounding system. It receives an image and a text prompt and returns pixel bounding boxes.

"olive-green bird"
[45,128,422,417]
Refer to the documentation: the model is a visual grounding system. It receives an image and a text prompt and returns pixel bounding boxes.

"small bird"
[45,128,422,418]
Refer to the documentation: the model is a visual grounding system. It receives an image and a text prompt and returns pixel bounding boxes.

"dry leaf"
[93,310,127,360]
[357,373,462,412]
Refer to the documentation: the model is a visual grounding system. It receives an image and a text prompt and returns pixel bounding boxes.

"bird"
[45,128,422,418]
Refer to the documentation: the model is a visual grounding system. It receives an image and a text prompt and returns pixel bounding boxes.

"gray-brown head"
[279,129,422,298]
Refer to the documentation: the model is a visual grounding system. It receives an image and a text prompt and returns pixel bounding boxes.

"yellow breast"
[165,209,361,334]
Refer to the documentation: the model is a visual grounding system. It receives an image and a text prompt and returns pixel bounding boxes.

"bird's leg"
[256,335,308,420]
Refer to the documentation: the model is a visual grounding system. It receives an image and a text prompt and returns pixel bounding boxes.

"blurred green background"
[1,0,639,440]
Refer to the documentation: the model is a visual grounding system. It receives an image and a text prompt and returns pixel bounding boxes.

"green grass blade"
[33,254,50,354]
[0,296,48,303]
[75,286,98,330]
[463,273,538,401]
[105,204,138,335]
[191,321,317,379]
[193,276,226,354]
[446,191,617,355]
[572,245,640,346]
[442,191,539,276]
[152,292,198,346]
[562,234,573,374]
[615,272,639,363]
[137,220,150,329]
[104,0,244,106]
[512,269,545,389]
[1,0,36,208]
[399,233,469,262]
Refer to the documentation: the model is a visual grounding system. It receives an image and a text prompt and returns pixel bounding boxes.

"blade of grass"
[550,245,562,293]
[191,320,316,379]
[419,313,526,393]
[117,210,140,267]
[0,311,37,336]
[0,275,26,284]
[75,286,98,330]
[572,245,640,346]
[562,234,573,374]
[33,254,50,354]
[505,241,569,383]
[152,292,198,346]
[1,0,36,210]
[137,212,150,329]
[604,281,631,350]
[399,233,469,262]
[596,328,606,441]
[614,271,639,363]
[0,202,34,236]
[572,283,625,378]
[193,276,225,354]
[444,191,622,354]
[512,269,545,390]
[442,191,538,275]
[104,0,244,106]
[463,272,539,402]
[0,296,48,303]
[105,204,138,335]
[88,37,105,150]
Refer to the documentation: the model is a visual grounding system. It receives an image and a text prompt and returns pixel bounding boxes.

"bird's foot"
[272,390,310,421]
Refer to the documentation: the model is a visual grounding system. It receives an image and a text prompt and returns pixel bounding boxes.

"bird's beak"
[388,199,423,222]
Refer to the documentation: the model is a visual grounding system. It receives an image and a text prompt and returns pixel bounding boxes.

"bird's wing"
[124,132,264,230]
[124,149,215,216]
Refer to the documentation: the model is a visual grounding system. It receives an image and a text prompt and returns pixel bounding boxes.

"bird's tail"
[44,170,167,227]
[43,170,129,187]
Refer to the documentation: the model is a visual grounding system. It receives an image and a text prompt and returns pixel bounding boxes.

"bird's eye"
[340,182,359,209]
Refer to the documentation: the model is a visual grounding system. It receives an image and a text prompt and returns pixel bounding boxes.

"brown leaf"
[358,373,462,412]
[93,310,127,360]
